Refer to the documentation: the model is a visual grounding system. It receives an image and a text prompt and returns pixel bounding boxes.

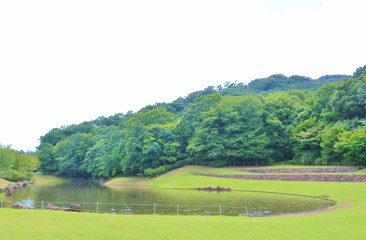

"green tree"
[176,93,222,163]
[335,126,366,166]
[37,143,57,173]
[53,133,93,177]
[188,96,271,166]
[292,117,323,165]
[318,123,348,165]
[0,147,39,181]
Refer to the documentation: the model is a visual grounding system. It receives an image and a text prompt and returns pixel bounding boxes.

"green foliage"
[353,65,366,78]
[144,165,167,177]
[318,124,348,165]
[0,147,39,181]
[35,66,366,177]
[188,96,271,166]
[248,74,349,92]
[335,126,366,166]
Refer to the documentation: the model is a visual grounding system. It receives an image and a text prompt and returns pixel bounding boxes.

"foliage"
[0,147,39,181]
[188,96,271,166]
[144,165,167,177]
[334,126,366,167]
[248,74,349,92]
[35,66,366,178]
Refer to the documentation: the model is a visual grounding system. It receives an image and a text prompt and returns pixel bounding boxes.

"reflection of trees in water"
[8,183,334,216]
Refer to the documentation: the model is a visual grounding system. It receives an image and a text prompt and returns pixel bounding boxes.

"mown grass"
[1,165,366,239]
[104,176,152,188]
[355,168,366,173]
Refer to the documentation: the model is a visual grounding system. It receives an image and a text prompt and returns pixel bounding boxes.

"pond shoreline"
[264,201,351,218]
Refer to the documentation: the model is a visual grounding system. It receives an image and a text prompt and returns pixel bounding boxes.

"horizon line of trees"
[34,67,366,179]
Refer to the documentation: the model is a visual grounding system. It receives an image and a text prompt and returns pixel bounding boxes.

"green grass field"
[1,166,365,239]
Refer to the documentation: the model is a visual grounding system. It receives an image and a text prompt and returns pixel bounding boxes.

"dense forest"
[34,67,366,179]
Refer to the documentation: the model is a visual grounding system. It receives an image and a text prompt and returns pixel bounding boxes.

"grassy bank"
[1,174,65,188]
[1,166,366,239]
[0,178,12,188]
[32,175,66,186]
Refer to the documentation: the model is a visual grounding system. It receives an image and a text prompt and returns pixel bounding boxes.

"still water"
[7,181,335,216]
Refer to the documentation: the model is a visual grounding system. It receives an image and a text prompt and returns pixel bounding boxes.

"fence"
[1,200,253,216]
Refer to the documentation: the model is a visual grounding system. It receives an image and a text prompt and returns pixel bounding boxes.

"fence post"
[219,204,222,216]
[1,200,3,208]
[177,204,179,215]
[96,201,99,213]
[246,206,249,216]
[41,200,44,209]
[153,203,156,215]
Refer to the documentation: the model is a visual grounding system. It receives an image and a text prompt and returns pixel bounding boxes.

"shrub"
[144,165,167,177]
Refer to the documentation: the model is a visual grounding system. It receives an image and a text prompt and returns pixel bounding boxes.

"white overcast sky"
[1,0,365,151]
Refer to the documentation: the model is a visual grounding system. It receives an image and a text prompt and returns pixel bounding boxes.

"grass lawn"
[1,166,366,239]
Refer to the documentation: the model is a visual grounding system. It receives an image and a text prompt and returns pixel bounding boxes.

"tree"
[262,91,314,161]
[53,133,93,177]
[335,126,366,166]
[292,117,323,165]
[37,143,57,173]
[188,95,271,166]
[0,147,39,181]
[318,123,348,165]
[176,93,222,163]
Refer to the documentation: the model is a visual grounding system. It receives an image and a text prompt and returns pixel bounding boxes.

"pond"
[5,181,335,216]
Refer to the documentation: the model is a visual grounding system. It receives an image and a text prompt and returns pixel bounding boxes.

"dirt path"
[267,201,351,218]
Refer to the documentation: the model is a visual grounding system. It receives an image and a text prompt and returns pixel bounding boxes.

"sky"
[0,0,365,151]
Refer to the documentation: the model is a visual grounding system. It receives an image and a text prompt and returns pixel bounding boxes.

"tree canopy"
[0,146,39,181]
[35,67,366,178]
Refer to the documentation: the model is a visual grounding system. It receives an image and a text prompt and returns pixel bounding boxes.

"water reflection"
[7,182,335,216]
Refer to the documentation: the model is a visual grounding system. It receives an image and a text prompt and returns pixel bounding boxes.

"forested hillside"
[36,68,365,178]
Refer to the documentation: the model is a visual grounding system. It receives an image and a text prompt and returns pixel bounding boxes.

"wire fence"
[1,199,254,216]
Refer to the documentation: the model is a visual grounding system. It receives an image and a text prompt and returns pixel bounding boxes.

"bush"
[1,169,34,181]
[207,160,229,167]
[144,165,167,177]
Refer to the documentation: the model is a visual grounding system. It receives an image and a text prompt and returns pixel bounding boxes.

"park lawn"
[1,165,366,240]
[355,168,366,173]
